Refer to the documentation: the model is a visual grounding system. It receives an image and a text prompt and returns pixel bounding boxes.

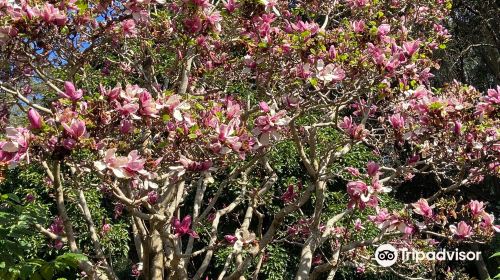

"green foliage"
[260,245,296,280]
[0,252,87,280]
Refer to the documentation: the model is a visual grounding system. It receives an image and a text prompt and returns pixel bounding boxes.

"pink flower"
[316,60,345,83]
[366,161,380,177]
[453,120,462,135]
[345,167,360,177]
[94,149,149,178]
[346,0,368,8]
[62,138,77,150]
[354,218,365,231]
[62,119,87,139]
[122,19,137,37]
[120,119,134,134]
[449,221,473,239]
[171,215,199,238]
[0,127,31,166]
[403,40,420,57]
[101,223,111,235]
[480,212,500,232]
[484,86,500,104]
[351,20,365,33]
[259,101,270,113]
[468,200,485,218]
[60,82,83,101]
[179,155,213,172]
[139,92,159,117]
[224,0,239,13]
[412,199,434,219]
[377,24,391,36]
[224,235,238,244]
[184,16,203,34]
[347,181,370,208]
[147,191,159,205]
[388,113,405,130]
[328,45,337,59]
[252,106,290,146]
[42,3,67,26]
[28,108,42,130]
[100,84,121,100]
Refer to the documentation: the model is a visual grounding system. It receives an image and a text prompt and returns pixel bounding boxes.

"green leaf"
[6,194,20,204]
[39,264,54,280]
[76,0,88,12]
[55,253,88,269]
[490,252,500,258]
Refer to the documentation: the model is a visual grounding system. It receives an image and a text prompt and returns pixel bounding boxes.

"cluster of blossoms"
[252,102,291,146]
[392,82,499,176]
[346,162,391,209]
[412,199,499,239]
[94,149,149,179]
[0,127,31,167]
[369,208,415,237]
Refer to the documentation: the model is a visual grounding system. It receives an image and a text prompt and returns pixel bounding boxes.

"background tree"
[0,0,498,279]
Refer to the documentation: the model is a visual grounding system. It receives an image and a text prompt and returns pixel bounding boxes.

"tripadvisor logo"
[374,244,482,267]
[375,244,398,267]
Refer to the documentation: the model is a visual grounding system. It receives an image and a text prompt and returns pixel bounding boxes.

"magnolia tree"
[0,0,499,279]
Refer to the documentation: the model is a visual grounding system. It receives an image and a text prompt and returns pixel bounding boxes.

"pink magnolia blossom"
[139,92,159,117]
[0,127,31,165]
[453,120,462,135]
[100,84,121,100]
[131,263,143,277]
[60,82,83,101]
[366,161,380,177]
[120,119,134,134]
[62,138,77,150]
[184,16,203,34]
[94,148,149,178]
[42,3,67,26]
[316,60,345,83]
[28,108,42,130]
[62,119,87,139]
[224,235,238,244]
[403,40,420,57]
[179,155,213,172]
[122,19,137,37]
[346,0,368,8]
[388,113,405,130]
[484,86,500,104]
[253,104,290,146]
[224,0,239,13]
[171,215,199,238]
[412,199,434,219]
[351,20,365,33]
[48,216,65,249]
[101,223,111,235]
[345,167,361,177]
[339,117,369,140]
[449,221,473,239]
[354,218,365,231]
[480,212,500,232]
[468,200,485,217]
[377,24,391,36]
[147,191,159,205]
